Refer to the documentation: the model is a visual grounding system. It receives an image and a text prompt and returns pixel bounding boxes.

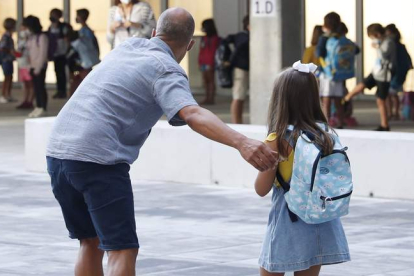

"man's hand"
[237,137,278,172]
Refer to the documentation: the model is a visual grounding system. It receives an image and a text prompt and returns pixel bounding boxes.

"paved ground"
[1,117,414,275]
[1,86,414,132]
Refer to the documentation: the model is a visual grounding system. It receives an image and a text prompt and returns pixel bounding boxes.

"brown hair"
[76,9,90,21]
[267,68,334,158]
[367,23,385,37]
[311,25,323,46]
[3,18,16,31]
[324,12,341,33]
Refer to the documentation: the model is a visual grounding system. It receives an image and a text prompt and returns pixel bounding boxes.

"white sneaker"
[32,108,45,118]
[0,96,8,104]
[28,108,41,118]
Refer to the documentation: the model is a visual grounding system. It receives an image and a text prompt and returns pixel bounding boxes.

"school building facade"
[0,0,413,124]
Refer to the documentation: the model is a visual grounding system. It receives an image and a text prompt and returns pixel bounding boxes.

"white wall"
[26,118,414,200]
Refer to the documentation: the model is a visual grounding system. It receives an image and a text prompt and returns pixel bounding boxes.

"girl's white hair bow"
[292,60,317,74]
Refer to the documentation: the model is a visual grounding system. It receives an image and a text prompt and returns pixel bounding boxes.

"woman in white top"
[107,0,156,49]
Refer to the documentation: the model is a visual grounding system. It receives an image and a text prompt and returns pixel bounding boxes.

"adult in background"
[198,19,220,105]
[46,8,278,276]
[223,15,250,124]
[107,0,156,49]
[25,16,49,118]
[48,8,72,99]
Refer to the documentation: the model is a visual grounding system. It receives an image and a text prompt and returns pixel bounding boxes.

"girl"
[16,24,34,109]
[302,25,323,66]
[24,15,49,118]
[256,62,350,276]
[198,19,220,105]
[317,12,346,129]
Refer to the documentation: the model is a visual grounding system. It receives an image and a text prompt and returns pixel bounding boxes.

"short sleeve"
[265,133,277,142]
[153,71,198,126]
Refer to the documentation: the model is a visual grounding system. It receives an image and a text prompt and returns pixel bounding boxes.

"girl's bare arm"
[255,139,278,197]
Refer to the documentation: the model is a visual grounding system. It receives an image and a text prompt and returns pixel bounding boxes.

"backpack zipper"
[320,191,353,210]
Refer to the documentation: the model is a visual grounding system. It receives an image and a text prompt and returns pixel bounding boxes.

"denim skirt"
[259,186,351,273]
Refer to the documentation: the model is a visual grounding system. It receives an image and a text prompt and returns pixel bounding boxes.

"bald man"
[46,8,277,276]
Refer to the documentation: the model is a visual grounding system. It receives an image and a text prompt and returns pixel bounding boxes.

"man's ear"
[187,39,195,51]
[151,29,156,38]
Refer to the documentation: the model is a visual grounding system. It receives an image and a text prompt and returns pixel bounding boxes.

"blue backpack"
[324,36,356,81]
[276,124,353,224]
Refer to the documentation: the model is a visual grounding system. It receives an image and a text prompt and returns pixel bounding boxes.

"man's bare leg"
[75,237,104,276]
[107,248,139,276]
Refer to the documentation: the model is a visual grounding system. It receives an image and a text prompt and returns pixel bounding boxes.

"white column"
[249,0,305,125]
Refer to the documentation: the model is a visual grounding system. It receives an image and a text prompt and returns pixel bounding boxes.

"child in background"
[67,30,100,96]
[25,15,49,118]
[198,19,220,105]
[0,18,17,104]
[317,12,346,128]
[16,25,34,109]
[67,9,100,96]
[302,25,323,66]
[76,9,99,56]
[256,62,350,276]
[385,24,412,120]
[344,23,396,131]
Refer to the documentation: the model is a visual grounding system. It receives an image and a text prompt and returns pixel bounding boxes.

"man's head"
[76,9,89,24]
[50,8,63,23]
[154,7,195,63]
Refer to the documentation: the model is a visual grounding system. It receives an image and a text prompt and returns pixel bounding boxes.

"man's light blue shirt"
[46,37,198,165]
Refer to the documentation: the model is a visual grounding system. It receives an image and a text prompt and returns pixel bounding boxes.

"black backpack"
[215,41,233,88]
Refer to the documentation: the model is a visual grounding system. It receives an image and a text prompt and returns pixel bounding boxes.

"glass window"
[0,0,17,82]
[364,0,414,91]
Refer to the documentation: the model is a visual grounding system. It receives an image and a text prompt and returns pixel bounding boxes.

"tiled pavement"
[0,116,413,276]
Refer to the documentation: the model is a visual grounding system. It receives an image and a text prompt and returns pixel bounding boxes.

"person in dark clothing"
[48,8,72,99]
[385,24,412,120]
[223,15,250,124]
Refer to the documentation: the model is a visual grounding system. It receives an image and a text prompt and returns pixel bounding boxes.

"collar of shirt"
[150,37,176,61]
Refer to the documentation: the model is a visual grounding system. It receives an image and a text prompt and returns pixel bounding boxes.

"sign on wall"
[251,0,277,17]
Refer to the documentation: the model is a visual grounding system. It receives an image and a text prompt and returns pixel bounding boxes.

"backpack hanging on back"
[276,124,353,224]
[215,41,233,88]
[324,36,356,81]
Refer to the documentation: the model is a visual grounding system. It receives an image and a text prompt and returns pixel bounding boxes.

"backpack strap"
[277,124,298,223]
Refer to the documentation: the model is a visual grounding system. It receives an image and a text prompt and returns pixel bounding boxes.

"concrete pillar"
[250,0,305,125]
[63,0,70,24]
[17,0,24,25]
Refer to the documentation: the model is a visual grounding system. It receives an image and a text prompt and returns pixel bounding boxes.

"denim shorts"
[46,157,139,251]
[259,186,350,272]
[2,61,13,76]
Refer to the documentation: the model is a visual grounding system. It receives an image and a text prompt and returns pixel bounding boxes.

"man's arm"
[178,105,278,172]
